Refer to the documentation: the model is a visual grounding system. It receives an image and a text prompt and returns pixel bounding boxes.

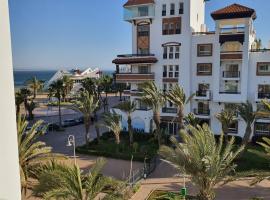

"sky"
[9,0,270,71]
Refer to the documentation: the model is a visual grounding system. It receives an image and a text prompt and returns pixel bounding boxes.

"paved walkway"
[131,178,270,200]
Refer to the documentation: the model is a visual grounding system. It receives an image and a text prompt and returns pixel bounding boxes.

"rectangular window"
[163,47,168,59]
[169,65,174,77]
[257,62,270,76]
[197,44,213,57]
[179,2,184,14]
[163,23,169,35]
[138,6,149,17]
[162,4,166,16]
[255,122,270,135]
[169,46,174,59]
[175,46,180,59]
[163,65,167,77]
[258,85,270,99]
[197,63,212,76]
[175,65,179,77]
[170,3,175,15]
[138,65,150,74]
[175,22,181,34]
[169,23,174,35]
[224,81,239,93]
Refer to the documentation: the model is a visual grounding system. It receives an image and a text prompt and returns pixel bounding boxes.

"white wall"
[0,0,22,199]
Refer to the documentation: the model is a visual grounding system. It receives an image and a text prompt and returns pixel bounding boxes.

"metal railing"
[162,107,178,114]
[258,92,270,99]
[117,54,155,58]
[196,90,209,97]
[194,108,210,116]
[220,27,245,34]
[223,71,240,78]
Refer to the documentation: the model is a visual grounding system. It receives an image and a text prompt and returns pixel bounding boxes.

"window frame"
[170,3,175,15]
[197,63,212,76]
[257,62,270,76]
[162,4,166,16]
[197,44,213,57]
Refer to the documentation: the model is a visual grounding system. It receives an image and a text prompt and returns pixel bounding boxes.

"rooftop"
[123,0,155,7]
[211,3,256,20]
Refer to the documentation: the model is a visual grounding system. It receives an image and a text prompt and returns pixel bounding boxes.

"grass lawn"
[235,145,270,172]
[76,132,159,162]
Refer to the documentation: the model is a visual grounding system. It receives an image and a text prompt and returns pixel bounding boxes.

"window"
[197,102,210,115]
[228,121,238,134]
[162,4,166,16]
[224,81,239,93]
[257,62,270,76]
[175,65,179,77]
[197,63,212,75]
[137,25,149,37]
[169,47,174,59]
[163,47,168,59]
[258,85,270,99]
[163,23,169,35]
[197,84,209,96]
[163,65,179,78]
[175,46,180,59]
[138,65,150,74]
[138,6,148,17]
[170,3,175,15]
[255,122,270,135]
[179,2,184,14]
[162,17,181,35]
[197,44,213,57]
[163,65,167,77]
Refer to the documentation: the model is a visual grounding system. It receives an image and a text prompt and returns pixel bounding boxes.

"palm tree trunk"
[153,112,161,147]
[85,117,90,144]
[115,133,120,145]
[242,124,252,146]
[33,89,36,99]
[178,105,184,131]
[128,116,133,146]
[58,99,62,128]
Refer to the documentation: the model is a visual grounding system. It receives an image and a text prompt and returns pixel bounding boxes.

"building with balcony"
[112,0,270,138]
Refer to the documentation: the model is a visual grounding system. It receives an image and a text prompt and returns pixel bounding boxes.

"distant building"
[45,67,102,94]
[112,0,270,139]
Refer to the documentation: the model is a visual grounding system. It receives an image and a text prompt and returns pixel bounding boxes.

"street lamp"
[67,135,76,165]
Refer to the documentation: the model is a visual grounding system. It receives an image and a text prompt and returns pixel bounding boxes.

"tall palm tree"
[103,111,121,145]
[33,158,112,200]
[72,91,99,144]
[216,109,238,141]
[17,116,57,194]
[141,81,166,147]
[160,124,244,200]
[26,76,43,99]
[166,85,193,130]
[100,75,113,107]
[81,77,97,96]
[48,80,64,128]
[62,75,73,102]
[15,91,24,116]
[20,88,32,115]
[237,101,256,145]
[25,100,36,120]
[115,101,137,146]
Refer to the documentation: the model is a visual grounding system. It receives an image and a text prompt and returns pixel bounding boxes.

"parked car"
[48,123,60,131]
[63,119,79,127]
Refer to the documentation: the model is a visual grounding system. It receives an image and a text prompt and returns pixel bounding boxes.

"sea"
[13,70,114,89]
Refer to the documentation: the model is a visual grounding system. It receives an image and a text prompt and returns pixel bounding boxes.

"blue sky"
[9,0,270,71]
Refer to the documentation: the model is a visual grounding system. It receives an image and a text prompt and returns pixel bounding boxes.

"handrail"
[117,54,155,58]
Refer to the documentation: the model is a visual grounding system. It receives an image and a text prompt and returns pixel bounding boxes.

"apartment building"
[112,0,270,139]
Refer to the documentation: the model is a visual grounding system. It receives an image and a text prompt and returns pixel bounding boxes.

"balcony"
[115,73,155,83]
[194,90,211,100]
[113,54,157,65]
[220,51,243,60]
[220,27,245,35]
[124,5,155,22]
[194,108,210,119]
[162,107,177,114]
[222,71,240,80]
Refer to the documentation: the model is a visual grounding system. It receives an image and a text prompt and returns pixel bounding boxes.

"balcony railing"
[194,108,210,116]
[124,5,155,21]
[258,92,270,99]
[117,54,155,58]
[220,27,245,34]
[196,90,208,97]
[219,91,241,94]
[162,107,178,114]
[222,71,240,78]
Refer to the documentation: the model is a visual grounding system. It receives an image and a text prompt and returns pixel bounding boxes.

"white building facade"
[113,0,270,139]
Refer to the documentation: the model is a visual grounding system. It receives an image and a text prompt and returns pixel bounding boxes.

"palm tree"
[257,99,270,117]
[25,100,36,120]
[15,91,24,116]
[62,75,73,102]
[237,101,256,145]
[17,116,57,194]
[160,124,244,200]
[115,83,127,101]
[115,101,137,146]
[20,88,32,115]
[48,80,64,128]
[216,109,238,141]
[100,75,113,107]
[166,85,193,130]
[184,113,200,127]
[72,91,99,144]
[26,76,43,99]
[141,81,166,147]
[81,77,97,96]
[33,158,112,200]
[103,111,121,145]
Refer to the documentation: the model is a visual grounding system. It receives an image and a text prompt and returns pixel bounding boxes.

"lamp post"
[67,135,76,165]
